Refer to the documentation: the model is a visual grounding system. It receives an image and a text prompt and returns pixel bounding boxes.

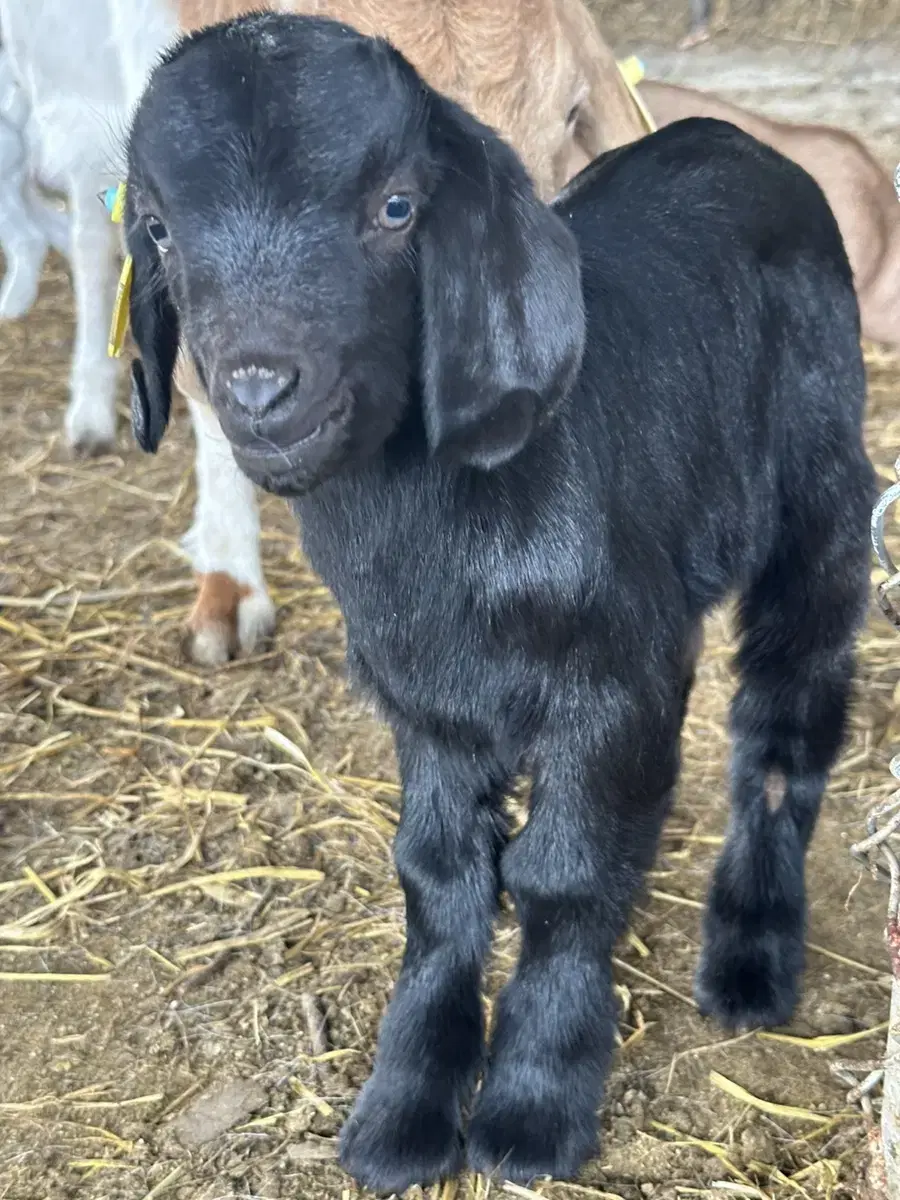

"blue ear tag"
[102,185,120,215]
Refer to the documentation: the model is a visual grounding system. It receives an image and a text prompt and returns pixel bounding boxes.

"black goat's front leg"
[339,730,508,1194]
[467,686,681,1182]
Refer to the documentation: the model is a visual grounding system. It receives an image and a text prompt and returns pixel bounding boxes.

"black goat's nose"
[226,363,298,413]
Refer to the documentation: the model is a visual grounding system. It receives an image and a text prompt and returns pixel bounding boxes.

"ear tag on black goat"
[615,57,657,134]
[103,182,133,358]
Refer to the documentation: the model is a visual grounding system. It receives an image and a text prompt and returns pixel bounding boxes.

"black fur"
[126,211,179,453]
[123,13,875,1191]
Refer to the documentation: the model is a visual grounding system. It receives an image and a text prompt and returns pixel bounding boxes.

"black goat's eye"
[377,194,414,231]
[145,216,171,253]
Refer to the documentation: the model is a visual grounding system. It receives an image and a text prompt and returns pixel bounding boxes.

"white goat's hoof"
[65,400,117,456]
[0,235,47,319]
[0,275,40,320]
[238,588,278,654]
[184,571,276,666]
[186,620,235,668]
[678,25,711,49]
[66,419,117,457]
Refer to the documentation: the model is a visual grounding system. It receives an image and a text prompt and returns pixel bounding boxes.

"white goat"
[0,0,278,663]
[0,0,133,451]
[0,51,69,318]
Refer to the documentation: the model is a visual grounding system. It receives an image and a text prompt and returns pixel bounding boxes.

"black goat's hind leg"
[339,730,507,1194]
[696,471,872,1030]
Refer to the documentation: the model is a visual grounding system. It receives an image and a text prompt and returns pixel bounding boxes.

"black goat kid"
[123,13,875,1191]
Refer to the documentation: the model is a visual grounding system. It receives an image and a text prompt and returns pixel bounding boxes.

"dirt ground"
[2,4,900,1199]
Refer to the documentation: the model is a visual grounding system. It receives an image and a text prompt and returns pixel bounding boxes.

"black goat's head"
[124,12,585,494]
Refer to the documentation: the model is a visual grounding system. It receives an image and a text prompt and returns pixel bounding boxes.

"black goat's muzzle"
[210,352,354,495]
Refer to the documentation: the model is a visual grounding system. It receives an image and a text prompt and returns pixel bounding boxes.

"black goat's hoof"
[695,919,803,1031]
[466,1082,597,1183]
[339,1081,464,1193]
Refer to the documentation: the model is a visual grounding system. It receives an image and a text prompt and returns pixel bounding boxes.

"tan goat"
[639,79,900,348]
[178,0,645,193]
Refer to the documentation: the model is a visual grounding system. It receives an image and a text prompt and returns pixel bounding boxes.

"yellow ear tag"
[105,182,132,358]
[108,254,133,358]
[615,56,658,135]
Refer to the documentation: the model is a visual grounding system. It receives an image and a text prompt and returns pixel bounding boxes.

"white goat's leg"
[182,394,277,666]
[679,0,712,48]
[28,186,70,258]
[0,117,51,319]
[0,50,52,318]
[64,177,119,453]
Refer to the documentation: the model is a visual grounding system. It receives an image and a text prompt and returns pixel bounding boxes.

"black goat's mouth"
[229,392,352,482]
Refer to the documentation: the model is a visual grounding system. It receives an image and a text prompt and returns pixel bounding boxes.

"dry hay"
[0,271,897,1200]
[3,37,900,1200]
[587,0,900,52]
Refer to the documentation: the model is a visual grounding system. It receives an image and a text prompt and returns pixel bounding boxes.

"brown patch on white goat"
[185,571,252,666]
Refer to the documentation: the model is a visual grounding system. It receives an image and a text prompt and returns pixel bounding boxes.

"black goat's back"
[547,116,868,615]
[556,117,853,292]
[299,118,872,749]
[297,113,872,761]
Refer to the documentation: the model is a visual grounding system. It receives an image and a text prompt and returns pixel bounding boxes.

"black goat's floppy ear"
[130,359,161,454]
[124,195,179,454]
[418,99,586,470]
